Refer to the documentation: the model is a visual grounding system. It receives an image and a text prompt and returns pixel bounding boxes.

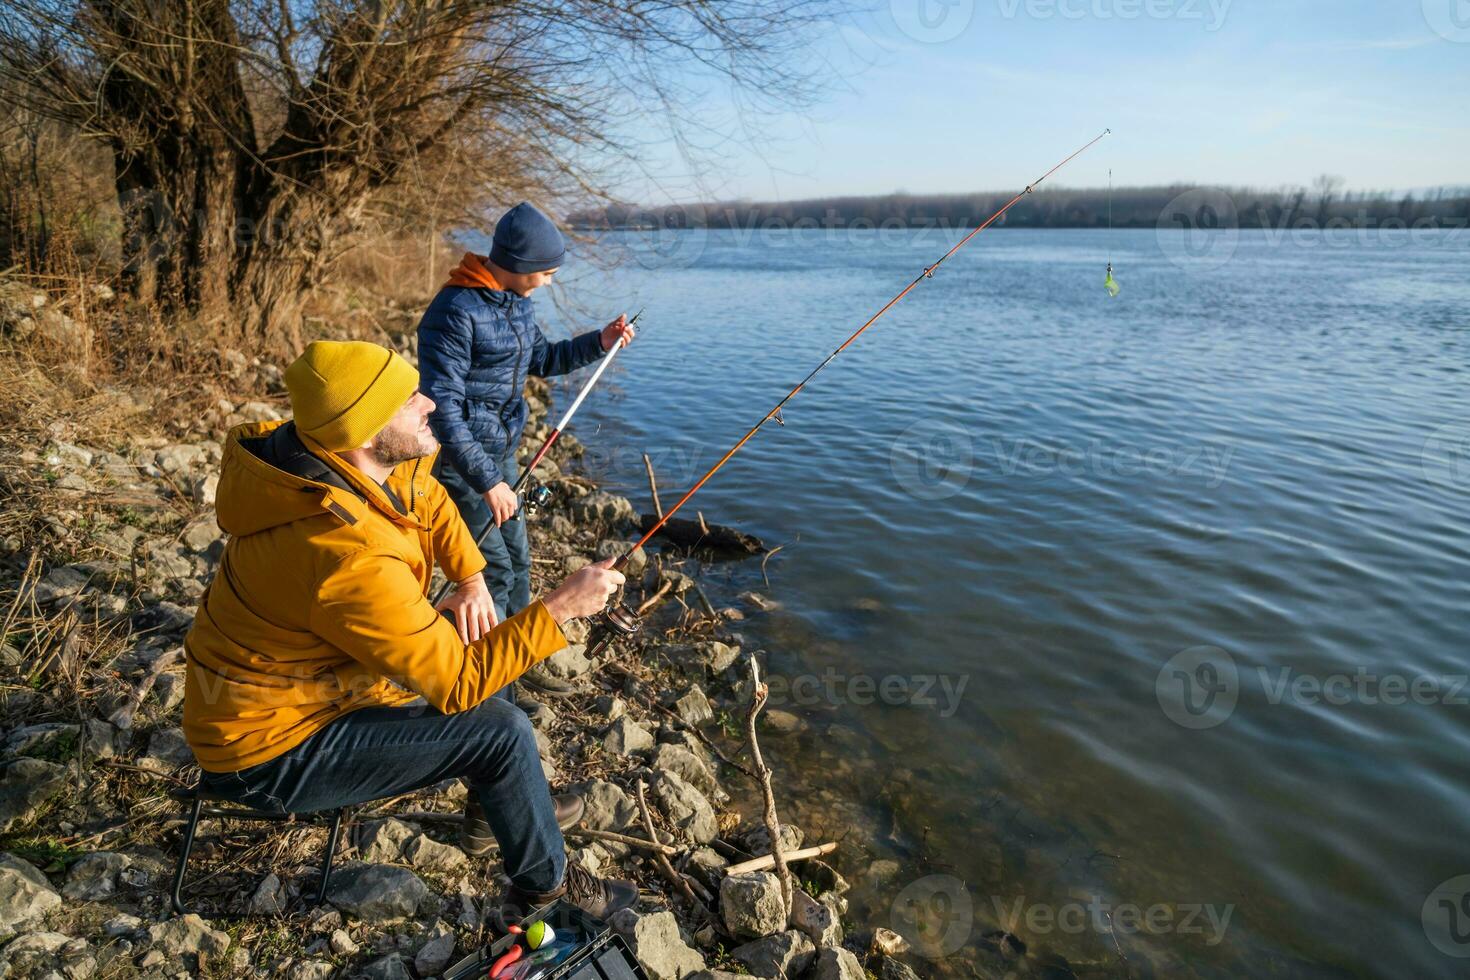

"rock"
[866,859,900,884]
[649,744,724,803]
[81,719,120,760]
[720,872,786,940]
[663,642,740,679]
[871,927,909,957]
[562,554,590,575]
[403,833,470,874]
[148,914,231,966]
[357,952,413,980]
[570,779,640,833]
[542,643,592,680]
[139,726,194,772]
[591,695,625,722]
[153,444,208,475]
[4,723,81,759]
[594,540,646,575]
[287,958,336,980]
[0,852,62,940]
[603,716,654,756]
[671,687,713,726]
[0,758,70,833]
[571,491,637,527]
[329,928,359,955]
[878,957,922,980]
[151,673,185,716]
[729,930,816,979]
[103,913,144,936]
[62,851,129,901]
[762,710,805,735]
[180,516,222,553]
[649,769,716,844]
[686,847,728,888]
[660,570,695,595]
[358,818,416,864]
[0,931,78,976]
[36,308,88,348]
[790,888,842,947]
[413,921,456,976]
[189,473,219,506]
[238,401,283,422]
[131,600,194,635]
[743,823,804,857]
[814,947,865,980]
[328,863,428,924]
[248,872,289,914]
[610,908,706,980]
[32,566,89,604]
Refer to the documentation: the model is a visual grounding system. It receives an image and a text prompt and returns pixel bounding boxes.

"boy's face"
[501,266,559,297]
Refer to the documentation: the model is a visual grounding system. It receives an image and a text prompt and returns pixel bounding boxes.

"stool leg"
[170,795,205,916]
[315,808,345,906]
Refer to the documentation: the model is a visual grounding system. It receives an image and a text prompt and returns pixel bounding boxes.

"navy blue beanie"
[489,202,566,274]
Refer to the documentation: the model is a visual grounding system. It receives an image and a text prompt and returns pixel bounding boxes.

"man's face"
[503,266,559,297]
[370,391,438,467]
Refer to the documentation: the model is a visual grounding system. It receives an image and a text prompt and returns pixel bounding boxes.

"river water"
[526,225,1470,978]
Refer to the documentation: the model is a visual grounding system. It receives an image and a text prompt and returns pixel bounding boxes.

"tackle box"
[443,901,648,980]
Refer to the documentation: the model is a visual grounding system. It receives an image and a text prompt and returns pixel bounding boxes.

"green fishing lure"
[1104,263,1120,298]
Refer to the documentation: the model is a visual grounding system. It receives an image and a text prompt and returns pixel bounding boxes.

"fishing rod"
[434,308,642,606]
[584,130,1112,656]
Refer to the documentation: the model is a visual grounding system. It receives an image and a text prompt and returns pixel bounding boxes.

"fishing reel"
[519,482,555,518]
[584,602,643,658]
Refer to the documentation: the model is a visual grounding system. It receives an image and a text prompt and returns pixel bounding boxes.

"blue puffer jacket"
[418,255,604,494]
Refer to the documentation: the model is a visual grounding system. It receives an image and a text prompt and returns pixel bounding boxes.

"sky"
[624,0,1470,203]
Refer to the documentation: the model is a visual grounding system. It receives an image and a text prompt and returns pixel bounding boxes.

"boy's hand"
[600,313,636,351]
[483,482,518,526]
[541,558,625,624]
[435,572,499,643]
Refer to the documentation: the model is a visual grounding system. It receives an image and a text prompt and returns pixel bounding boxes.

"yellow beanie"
[284,341,419,452]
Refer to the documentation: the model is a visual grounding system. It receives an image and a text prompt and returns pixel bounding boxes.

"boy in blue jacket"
[418,203,635,631]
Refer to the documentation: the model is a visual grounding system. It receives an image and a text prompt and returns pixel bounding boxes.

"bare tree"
[0,1,835,348]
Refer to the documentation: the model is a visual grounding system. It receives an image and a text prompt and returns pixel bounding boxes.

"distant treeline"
[568,182,1470,231]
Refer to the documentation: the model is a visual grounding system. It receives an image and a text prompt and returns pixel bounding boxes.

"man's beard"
[371,425,436,468]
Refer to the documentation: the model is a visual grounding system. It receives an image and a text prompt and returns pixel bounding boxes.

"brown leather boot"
[461,794,585,858]
[500,859,638,925]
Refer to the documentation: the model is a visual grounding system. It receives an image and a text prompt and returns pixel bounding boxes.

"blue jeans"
[436,453,531,620]
[199,697,566,892]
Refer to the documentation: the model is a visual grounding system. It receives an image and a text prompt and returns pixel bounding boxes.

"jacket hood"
[445,252,505,291]
[216,420,430,537]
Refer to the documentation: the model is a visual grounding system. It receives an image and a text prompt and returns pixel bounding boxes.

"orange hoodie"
[182,420,568,772]
[445,253,504,291]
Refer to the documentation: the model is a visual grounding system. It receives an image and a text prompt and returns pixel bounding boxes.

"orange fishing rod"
[586,129,1112,655]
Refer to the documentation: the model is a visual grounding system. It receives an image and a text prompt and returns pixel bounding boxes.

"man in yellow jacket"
[183,339,635,920]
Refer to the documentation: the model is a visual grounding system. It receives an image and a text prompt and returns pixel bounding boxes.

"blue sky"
[626,0,1470,203]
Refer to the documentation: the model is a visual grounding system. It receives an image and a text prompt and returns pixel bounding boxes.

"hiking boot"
[462,794,586,857]
[501,859,638,926]
[519,664,580,699]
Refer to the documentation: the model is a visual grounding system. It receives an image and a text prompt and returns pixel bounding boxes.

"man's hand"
[482,481,518,527]
[599,313,636,351]
[541,558,625,624]
[435,572,499,644]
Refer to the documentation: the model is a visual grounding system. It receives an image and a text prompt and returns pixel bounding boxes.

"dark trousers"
[199,696,566,892]
[436,453,532,620]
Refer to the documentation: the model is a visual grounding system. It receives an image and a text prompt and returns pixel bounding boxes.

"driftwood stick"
[643,453,664,520]
[567,827,681,856]
[108,646,182,730]
[745,657,792,914]
[636,778,701,908]
[636,580,674,616]
[725,842,839,877]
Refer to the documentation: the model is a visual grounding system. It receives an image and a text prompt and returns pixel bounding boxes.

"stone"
[649,744,724,803]
[0,758,70,833]
[878,957,921,980]
[871,927,909,957]
[403,833,470,874]
[663,642,740,679]
[189,473,219,507]
[542,643,592,680]
[570,779,640,833]
[660,570,695,595]
[248,872,288,915]
[591,695,625,722]
[866,859,901,884]
[729,930,816,979]
[287,959,335,980]
[358,818,415,864]
[238,401,283,422]
[36,308,88,348]
[813,947,865,980]
[62,851,129,901]
[0,931,72,975]
[610,908,705,980]
[328,863,428,924]
[358,952,413,980]
[413,921,456,976]
[132,601,194,635]
[153,444,207,475]
[571,491,637,527]
[139,726,194,772]
[0,852,62,940]
[103,913,144,937]
[720,872,786,940]
[4,723,81,759]
[649,770,716,844]
[763,710,805,735]
[180,516,222,553]
[151,673,185,716]
[671,687,714,726]
[148,914,231,966]
[603,716,654,756]
[594,540,646,575]
[742,823,804,857]
[790,888,842,947]
[329,928,358,955]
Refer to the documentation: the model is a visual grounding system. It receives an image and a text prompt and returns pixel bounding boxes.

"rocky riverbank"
[0,296,936,980]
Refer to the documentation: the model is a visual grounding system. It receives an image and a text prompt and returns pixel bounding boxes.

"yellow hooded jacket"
[183,420,568,773]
